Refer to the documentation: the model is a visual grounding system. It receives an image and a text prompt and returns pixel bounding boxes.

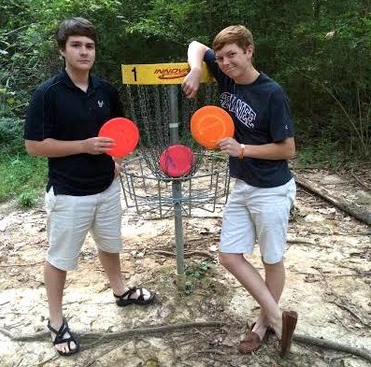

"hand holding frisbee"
[159,145,194,177]
[98,117,139,158]
[190,106,234,149]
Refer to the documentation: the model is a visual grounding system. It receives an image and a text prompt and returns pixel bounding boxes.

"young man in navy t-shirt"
[182,25,297,357]
[24,17,155,357]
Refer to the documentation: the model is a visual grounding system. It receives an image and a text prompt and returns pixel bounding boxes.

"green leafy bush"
[17,191,38,207]
[0,155,47,203]
[0,0,370,180]
[0,117,25,158]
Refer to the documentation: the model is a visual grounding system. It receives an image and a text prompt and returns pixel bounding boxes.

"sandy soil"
[0,169,370,367]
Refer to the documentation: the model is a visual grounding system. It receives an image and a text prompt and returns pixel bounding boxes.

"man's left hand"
[218,137,241,157]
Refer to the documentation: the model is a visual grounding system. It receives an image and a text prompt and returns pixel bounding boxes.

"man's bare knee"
[262,258,284,269]
[219,252,243,269]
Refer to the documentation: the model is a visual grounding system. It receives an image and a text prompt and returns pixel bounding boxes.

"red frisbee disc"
[190,105,234,148]
[159,145,194,177]
[98,117,139,158]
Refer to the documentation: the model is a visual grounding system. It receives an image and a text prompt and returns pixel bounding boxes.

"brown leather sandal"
[280,310,298,357]
[238,322,271,354]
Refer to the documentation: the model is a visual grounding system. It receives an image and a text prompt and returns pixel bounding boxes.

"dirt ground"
[0,168,370,367]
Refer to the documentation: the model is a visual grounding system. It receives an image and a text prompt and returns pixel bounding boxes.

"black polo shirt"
[24,69,123,195]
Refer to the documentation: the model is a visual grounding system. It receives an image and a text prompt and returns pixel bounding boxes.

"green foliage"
[268,1,371,157]
[295,140,343,170]
[185,259,213,279]
[0,116,44,204]
[184,259,214,294]
[0,155,47,203]
[0,117,25,157]
[17,191,38,207]
[0,0,370,203]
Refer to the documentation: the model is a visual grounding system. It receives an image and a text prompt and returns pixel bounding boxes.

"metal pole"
[168,85,185,291]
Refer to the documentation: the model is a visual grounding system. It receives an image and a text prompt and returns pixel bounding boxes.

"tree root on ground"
[293,333,371,362]
[0,321,223,343]
[1,322,370,362]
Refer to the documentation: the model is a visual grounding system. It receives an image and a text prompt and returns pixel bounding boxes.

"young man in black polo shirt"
[182,25,298,357]
[24,17,155,356]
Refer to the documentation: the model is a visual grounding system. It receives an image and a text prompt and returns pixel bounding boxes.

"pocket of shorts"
[285,179,296,205]
[45,186,58,212]
[112,179,120,193]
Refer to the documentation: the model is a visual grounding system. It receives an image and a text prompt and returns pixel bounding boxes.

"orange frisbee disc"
[190,106,234,148]
[98,117,139,158]
[159,145,194,177]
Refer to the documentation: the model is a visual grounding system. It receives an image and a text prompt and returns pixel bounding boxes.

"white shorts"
[220,178,296,264]
[45,180,122,271]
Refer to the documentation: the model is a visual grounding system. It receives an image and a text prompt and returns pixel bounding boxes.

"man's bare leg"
[45,261,77,354]
[219,253,282,338]
[98,250,151,300]
[252,260,285,339]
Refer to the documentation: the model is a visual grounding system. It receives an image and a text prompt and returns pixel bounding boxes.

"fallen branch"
[153,250,215,259]
[295,175,371,225]
[351,171,371,191]
[186,235,220,243]
[307,230,370,237]
[37,354,59,366]
[331,298,371,329]
[293,333,371,363]
[313,267,371,328]
[0,321,224,343]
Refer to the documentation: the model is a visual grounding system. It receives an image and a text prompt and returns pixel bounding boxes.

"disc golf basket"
[120,62,230,290]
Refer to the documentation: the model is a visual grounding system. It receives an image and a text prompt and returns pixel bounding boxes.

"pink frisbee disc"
[159,145,194,177]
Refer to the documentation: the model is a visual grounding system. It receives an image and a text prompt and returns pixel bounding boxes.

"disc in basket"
[159,144,194,177]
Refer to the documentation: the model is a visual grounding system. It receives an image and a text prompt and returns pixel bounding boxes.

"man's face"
[60,35,96,72]
[215,43,253,82]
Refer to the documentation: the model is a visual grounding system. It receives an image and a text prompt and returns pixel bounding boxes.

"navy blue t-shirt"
[24,70,123,195]
[204,49,294,188]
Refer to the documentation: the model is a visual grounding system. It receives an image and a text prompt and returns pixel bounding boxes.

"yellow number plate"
[121,62,214,85]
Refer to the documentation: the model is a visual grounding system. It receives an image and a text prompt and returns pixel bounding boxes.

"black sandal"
[114,286,155,307]
[47,317,80,356]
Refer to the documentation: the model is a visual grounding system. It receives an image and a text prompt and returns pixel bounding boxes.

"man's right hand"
[83,137,115,155]
[182,68,202,99]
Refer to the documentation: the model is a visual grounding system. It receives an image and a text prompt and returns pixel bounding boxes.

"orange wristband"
[239,144,245,159]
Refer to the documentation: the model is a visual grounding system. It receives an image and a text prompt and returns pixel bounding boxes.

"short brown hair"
[56,17,97,50]
[212,25,254,51]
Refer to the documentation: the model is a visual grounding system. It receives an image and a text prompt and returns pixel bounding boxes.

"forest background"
[0,0,370,206]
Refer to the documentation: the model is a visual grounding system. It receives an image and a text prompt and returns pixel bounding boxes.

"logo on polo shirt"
[98,100,104,108]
